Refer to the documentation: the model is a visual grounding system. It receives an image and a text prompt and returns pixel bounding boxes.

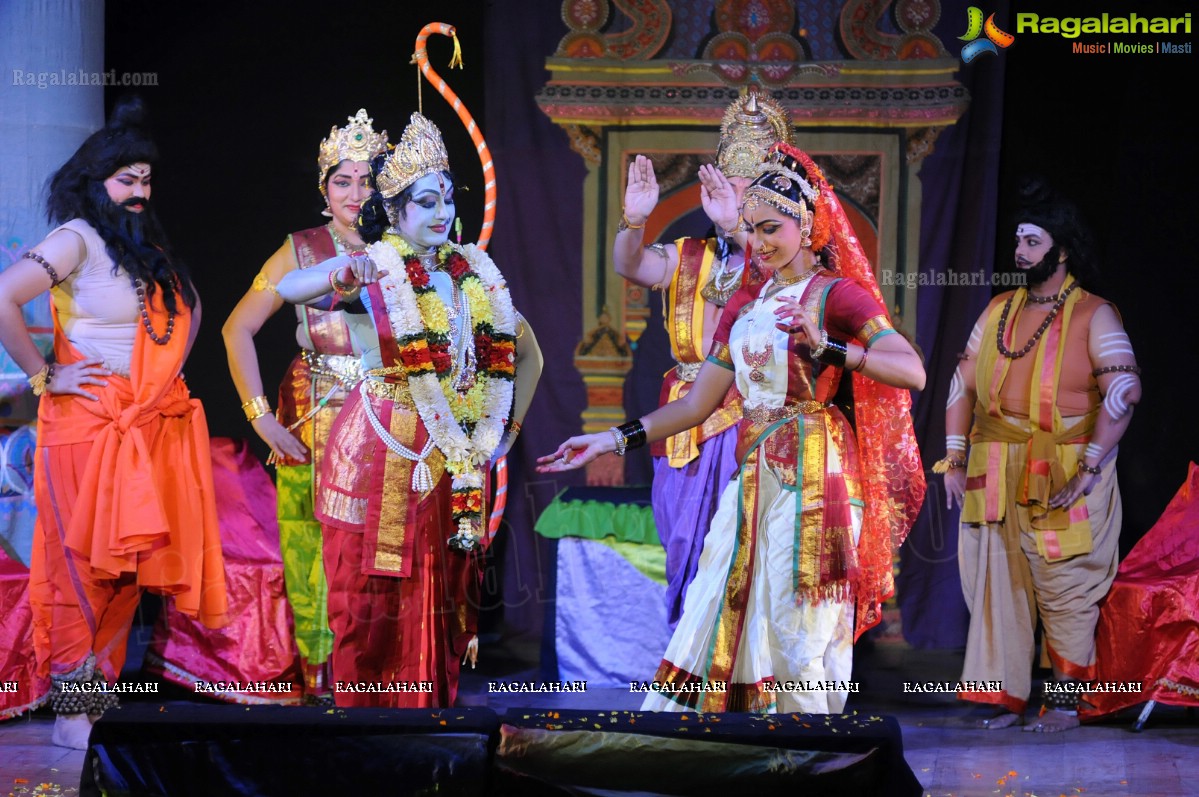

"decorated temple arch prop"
[537,0,968,451]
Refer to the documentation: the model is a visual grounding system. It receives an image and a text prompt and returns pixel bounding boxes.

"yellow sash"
[660,238,741,466]
[964,276,1096,561]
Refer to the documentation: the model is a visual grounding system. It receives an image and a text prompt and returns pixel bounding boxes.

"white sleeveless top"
[50,219,140,377]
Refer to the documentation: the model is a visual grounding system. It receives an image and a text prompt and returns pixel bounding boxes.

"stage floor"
[3,636,1197,796]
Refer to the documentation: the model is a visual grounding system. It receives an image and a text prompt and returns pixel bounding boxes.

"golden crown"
[716,90,794,179]
[376,113,451,200]
[317,109,390,194]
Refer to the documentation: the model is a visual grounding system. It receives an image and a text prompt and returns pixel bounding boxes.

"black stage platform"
[82,703,920,796]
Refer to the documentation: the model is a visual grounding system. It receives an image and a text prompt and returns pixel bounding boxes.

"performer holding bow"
[277,112,541,707]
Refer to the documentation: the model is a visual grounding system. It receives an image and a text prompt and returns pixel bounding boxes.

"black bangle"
[818,337,848,367]
[617,419,646,451]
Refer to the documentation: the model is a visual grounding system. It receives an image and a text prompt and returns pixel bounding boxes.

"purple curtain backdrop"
[482,0,588,672]
[898,0,1009,649]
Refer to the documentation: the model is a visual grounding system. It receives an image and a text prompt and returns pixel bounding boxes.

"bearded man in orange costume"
[0,97,227,749]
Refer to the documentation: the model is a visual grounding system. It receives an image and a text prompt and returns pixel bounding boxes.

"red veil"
[786,145,926,640]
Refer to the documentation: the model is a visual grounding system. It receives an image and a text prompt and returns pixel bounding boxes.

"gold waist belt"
[674,361,703,383]
[743,401,827,424]
[362,377,417,410]
[302,350,363,382]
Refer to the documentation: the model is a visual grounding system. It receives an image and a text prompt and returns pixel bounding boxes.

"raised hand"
[623,155,660,225]
[536,432,616,473]
[698,163,739,233]
[48,357,110,401]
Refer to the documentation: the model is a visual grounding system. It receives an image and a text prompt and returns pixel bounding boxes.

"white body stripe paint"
[1102,373,1138,419]
[946,369,966,409]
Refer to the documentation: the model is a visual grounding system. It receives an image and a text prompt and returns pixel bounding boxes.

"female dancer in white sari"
[540,143,925,713]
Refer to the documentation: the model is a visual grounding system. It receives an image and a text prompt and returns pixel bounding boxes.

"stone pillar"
[0,0,104,410]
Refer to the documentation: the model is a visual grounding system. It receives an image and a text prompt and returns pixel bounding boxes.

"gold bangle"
[621,210,646,230]
[510,420,523,436]
[241,395,271,422]
[932,456,965,474]
[329,268,357,297]
[28,362,55,396]
[514,318,526,340]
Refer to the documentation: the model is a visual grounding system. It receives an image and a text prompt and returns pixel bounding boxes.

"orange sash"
[38,292,226,624]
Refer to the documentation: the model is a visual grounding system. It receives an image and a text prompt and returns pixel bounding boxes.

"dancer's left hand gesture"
[773,295,820,341]
[537,433,616,472]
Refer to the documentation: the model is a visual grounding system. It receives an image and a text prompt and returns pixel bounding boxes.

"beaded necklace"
[133,278,175,346]
[996,281,1079,359]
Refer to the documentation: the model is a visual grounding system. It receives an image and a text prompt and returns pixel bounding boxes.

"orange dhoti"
[30,305,227,688]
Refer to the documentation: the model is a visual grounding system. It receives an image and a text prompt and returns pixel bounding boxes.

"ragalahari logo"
[960,7,1015,62]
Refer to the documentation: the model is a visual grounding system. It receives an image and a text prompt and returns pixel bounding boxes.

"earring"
[799,222,813,250]
[797,203,813,249]
[321,202,334,218]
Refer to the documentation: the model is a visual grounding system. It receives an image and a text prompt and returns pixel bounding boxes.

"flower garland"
[367,233,517,550]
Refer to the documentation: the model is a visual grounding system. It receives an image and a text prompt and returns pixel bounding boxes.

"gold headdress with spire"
[716,88,794,179]
[376,112,450,200]
[318,109,390,195]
